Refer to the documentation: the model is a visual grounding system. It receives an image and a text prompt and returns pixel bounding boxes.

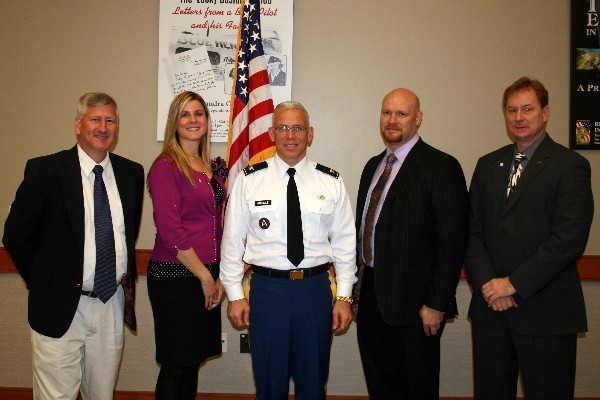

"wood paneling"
[2,247,599,281]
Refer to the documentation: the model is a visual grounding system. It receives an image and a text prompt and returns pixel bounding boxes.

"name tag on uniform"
[255,200,271,206]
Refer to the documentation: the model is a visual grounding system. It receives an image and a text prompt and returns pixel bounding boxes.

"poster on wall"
[157,0,293,142]
[570,0,600,149]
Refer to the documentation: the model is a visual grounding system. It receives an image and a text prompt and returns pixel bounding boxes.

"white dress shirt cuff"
[225,285,245,301]
[335,282,354,298]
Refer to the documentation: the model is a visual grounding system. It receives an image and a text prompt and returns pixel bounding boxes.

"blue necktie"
[92,165,117,303]
[287,168,304,267]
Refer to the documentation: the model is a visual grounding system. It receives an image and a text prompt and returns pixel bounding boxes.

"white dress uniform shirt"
[220,154,357,301]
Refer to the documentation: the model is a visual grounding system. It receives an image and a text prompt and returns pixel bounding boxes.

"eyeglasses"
[274,125,308,134]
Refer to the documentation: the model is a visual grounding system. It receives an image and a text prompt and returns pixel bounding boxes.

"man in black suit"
[465,77,594,399]
[3,93,144,399]
[353,88,469,399]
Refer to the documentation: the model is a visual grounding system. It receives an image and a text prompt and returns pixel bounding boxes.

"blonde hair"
[156,91,212,186]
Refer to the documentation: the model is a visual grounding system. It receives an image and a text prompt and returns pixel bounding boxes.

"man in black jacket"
[465,77,594,399]
[3,92,144,399]
[354,88,469,399]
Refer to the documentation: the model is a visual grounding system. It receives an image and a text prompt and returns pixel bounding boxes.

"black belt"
[81,282,122,298]
[251,263,329,280]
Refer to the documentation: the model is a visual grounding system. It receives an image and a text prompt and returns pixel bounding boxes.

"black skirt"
[147,260,222,365]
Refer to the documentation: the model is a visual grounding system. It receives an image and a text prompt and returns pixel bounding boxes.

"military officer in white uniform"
[220,101,357,400]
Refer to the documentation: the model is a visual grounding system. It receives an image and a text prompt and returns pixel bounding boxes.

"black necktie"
[92,165,117,303]
[287,168,304,267]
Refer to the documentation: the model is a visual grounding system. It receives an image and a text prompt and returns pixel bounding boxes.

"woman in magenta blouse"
[147,91,228,399]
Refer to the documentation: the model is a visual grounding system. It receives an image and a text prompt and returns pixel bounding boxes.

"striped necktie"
[506,152,526,199]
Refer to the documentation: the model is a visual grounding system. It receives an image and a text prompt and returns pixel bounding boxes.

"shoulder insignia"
[315,163,339,179]
[243,161,268,176]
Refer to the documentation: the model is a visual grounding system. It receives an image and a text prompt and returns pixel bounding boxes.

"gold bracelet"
[336,296,353,304]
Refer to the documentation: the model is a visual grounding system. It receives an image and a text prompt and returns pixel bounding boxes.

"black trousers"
[356,267,443,400]
[472,321,577,400]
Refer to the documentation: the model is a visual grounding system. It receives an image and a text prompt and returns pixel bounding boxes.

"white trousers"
[31,285,125,400]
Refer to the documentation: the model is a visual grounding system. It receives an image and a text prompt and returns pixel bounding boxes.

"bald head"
[380,88,423,150]
[383,88,421,111]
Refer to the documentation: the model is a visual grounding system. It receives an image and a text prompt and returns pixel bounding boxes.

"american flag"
[226,0,275,186]
[576,120,591,144]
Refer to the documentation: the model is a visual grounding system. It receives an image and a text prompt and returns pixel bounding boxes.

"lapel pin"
[499,162,504,167]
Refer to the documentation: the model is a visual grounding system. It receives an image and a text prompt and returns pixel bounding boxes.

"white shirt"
[220,155,357,301]
[78,145,127,290]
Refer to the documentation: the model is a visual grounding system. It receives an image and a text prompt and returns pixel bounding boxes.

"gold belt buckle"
[289,270,304,280]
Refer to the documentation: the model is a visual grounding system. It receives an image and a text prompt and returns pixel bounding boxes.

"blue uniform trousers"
[249,272,333,400]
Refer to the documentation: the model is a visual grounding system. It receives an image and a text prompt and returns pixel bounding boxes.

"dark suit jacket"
[3,146,144,338]
[355,138,469,326]
[465,135,594,336]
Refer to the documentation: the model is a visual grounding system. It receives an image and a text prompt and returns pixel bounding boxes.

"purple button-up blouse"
[148,156,226,265]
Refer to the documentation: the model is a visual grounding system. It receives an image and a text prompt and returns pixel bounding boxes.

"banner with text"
[158,0,293,141]
[571,0,600,149]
